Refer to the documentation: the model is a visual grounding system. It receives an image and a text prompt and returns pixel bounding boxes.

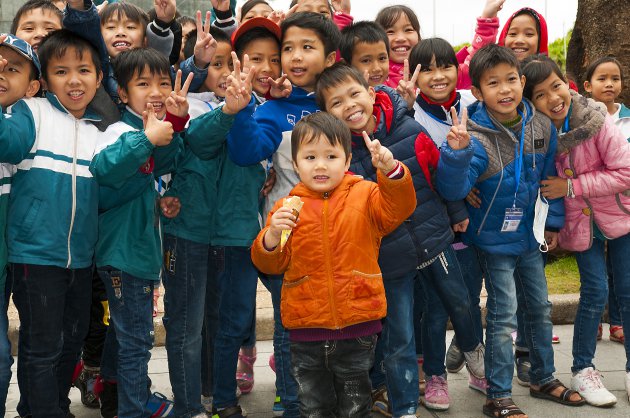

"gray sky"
[241,0,578,46]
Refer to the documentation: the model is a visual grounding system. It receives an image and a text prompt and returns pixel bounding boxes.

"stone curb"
[6,293,581,356]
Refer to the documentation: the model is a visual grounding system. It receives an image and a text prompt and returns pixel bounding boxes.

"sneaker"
[269,354,276,373]
[146,392,175,417]
[445,339,465,373]
[610,325,625,344]
[74,365,100,409]
[201,395,213,413]
[236,347,256,394]
[464,343,485,379]
[552,334,560,344]
[625,371,630,403]
[371,387,392,417]
[272,393,284,416]
[515,352,531,387]
[570,367,617,407]
[424,375,450,411]
[468,372,488,395]
[211,405,246,418]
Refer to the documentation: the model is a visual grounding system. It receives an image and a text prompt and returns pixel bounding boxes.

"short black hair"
[315,62,369,110]
[38,29,102,83]
[281,12,341,58]
[112,48,170,91]
[289,0,333,16]
[11,0,63,34]
[339,21,389,63]
[234,27,280,60]
[409,38,458,75]
[469,43,521,89]
[182,29,197,60]
[240,0,272,21]
[375,5,420,38]
[210,26,232,46]
[521,54,565,101]
[100,1,149,34]
[291,111,352,161]
[584,55,624,84]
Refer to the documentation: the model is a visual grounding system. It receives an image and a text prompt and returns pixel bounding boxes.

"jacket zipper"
[322,192,339,328]
[477,134,504,235]
[568,151,594,248]
[66,119,78,268]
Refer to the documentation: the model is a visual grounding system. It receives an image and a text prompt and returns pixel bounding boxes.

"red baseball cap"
[231,17,282,48]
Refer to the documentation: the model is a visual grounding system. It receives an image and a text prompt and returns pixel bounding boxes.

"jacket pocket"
[19,197,42,238]
[349,270,386,312]
[281,275,318,322]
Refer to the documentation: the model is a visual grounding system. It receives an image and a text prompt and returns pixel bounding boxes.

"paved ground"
[4,324,630,418]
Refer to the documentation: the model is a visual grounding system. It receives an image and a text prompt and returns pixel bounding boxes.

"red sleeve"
[164,112,190,132]
[414,132,440,191]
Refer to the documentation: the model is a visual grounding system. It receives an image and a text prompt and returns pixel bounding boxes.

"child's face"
[472,63,525,123]
[242,3,273,21]
[203,42,233,97]
[350,41,389,87]
[504,14,539,61]
[0,46,40,108]
[323,77,376,133]
[101,13,145,58]
[293,134,350,194]
[43,47,102,119]
[295,0,332,19]
[530,73,571,129]
[242,38,281,96]
[282,27,335,92]
[15,8,62,53]
[385,13,419,64]
[416,56,458,103]
[119,67,172,119]
[584,62,622,105]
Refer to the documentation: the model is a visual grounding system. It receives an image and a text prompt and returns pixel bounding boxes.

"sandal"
[236,347,256,394]
[530,379,585,406]
[371,387,392,417]
[610,325,625,344]
[483,398,527,417]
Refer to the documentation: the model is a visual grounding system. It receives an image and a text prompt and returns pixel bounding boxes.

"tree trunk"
[566,0,630,103]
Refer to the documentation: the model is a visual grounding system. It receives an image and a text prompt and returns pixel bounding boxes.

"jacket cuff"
[165,112,190,132]
[214,8,233,21]
[572,177,584,197]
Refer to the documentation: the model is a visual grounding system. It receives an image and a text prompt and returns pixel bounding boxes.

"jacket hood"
[466,98,536,135]
[498,7,549,56]
[373,85,410,135]
[557,90,607,154]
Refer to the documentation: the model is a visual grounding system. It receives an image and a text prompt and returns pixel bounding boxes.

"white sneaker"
[399,415,417,418]
[570,367,617,407]
[625,371,630,403]
[464,343,485,379]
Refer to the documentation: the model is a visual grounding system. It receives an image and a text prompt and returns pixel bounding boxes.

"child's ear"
[519,74,526,90]
[96,70,103,89]
[368,86,376,103]
[344,153,352,171]
[584,80,592,94]
[471,86,483,102]
[325,51,336,68]
[292,159,299,173]
[24,79,41,98]
[118,86,129,104]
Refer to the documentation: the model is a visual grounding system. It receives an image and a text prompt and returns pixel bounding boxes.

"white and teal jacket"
[0,94,101,269]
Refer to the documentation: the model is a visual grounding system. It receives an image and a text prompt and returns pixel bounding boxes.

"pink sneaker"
[269,354,276,373]
[468,372,488,395]
[424,375,450,411]
[236,347,256,394]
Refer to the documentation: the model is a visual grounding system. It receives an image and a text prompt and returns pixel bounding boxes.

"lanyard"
[512,109,526,207]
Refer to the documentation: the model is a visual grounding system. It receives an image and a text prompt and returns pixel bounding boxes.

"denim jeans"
[477,248,556,399]
[260,274,299,417]
[0,270,13,417]
[201,248,220,397]
[573,233,630,372]
[456,245,484,343]
[83,270,109,368]
[420,248,482,377]
[291,335,377,417]
[607,254,622,326]
[99,268,155,418]
[412,278,424,357]
[162,234,209,417]
[370,270,418,418]
[209,246,259,409]
[11,263,92,418]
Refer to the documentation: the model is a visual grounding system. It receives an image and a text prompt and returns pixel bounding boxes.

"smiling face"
[101,13,145,58]
[43,47,102,119]
[350,41,389,87]
[503,14,539,61]
[416,56,458,103]
[323,77,376,133]
[384,13,419,64]
[293,133,351,194]
[530,73,571,129]
[472,63,525,123]
[14,8,62,53]
[242,38,281,96]
[584,62,623,107]
[0,46,40,108]
[281,27,335,92]
[118,66,171,119]
[202,41,233,97]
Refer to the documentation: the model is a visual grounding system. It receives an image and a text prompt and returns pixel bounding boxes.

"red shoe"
[552,334,560,344]
[597,324,603,341]
[236,347,256,394]
[610,325,625,344]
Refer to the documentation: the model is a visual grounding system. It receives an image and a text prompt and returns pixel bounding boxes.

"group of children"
[0,1,628,418]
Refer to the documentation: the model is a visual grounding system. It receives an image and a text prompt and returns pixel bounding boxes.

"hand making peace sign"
[362,131,397,174]
[165,69,194,118]
[446,107,470,150]
[397,59,421,110]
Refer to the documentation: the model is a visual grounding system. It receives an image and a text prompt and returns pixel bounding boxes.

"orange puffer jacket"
[252,167,416,330]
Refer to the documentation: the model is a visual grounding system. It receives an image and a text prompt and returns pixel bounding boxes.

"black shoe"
[100,381,118,418]
[74,366,101,408]
[211,405,246,418]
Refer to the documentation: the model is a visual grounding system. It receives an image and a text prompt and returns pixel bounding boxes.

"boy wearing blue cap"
[0,33,41,417]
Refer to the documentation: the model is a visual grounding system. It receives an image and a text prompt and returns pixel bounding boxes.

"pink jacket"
[556,92,630,252]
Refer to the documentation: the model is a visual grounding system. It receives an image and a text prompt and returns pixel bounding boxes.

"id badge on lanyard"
[501,110,525,233]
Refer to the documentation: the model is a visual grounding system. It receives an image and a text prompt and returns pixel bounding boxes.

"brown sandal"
[483,398,527,417]
[530,379,585,406]
[610,325,625,344]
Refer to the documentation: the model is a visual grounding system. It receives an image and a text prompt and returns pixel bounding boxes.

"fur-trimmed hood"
[557,91,607,154]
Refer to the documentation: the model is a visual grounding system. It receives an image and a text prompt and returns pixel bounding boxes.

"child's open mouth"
[68,90,85,101]
[550,102,565,114]
[113,41,131,50]
[498,97,514,106]
[150,102,164,112]
[346,110,364,122]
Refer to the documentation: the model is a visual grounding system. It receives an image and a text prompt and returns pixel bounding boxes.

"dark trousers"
[83,269,109,368]
[290,335,377,418]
